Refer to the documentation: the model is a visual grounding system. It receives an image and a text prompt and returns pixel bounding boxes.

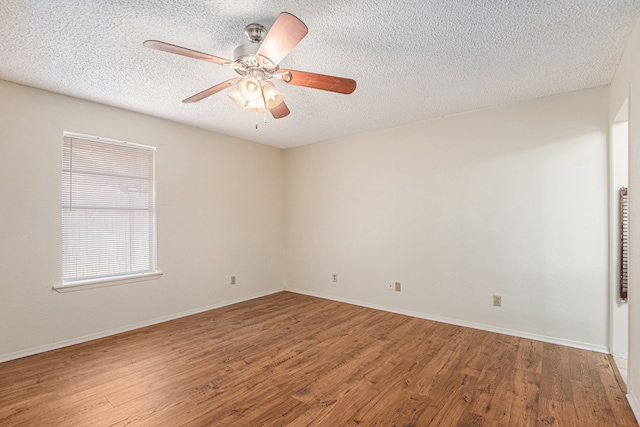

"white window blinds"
[62,132,157,283]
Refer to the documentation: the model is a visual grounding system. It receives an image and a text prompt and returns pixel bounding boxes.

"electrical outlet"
[387,281,394,291]
[493,295,501,307]
[231,275,236,285]
[394,282,401,292]
[332,273,338,282]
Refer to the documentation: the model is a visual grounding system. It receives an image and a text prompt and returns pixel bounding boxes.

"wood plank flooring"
[0,291,636,426]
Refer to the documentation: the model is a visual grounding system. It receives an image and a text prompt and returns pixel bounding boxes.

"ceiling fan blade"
[278,70,357,94]
[182,78,240,103]
[144,40,232,66]
[269,101,290,119]
[256,12,308,67]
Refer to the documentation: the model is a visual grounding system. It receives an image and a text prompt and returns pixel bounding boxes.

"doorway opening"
[610,96,629,387]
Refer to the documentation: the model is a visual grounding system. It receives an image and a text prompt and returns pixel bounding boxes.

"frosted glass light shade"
[228,85,267,112]
[239,77,262,101]
[262,84,285,109]
[227,86,246,107]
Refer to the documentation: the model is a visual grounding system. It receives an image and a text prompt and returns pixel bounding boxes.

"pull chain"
[255,111,268,129]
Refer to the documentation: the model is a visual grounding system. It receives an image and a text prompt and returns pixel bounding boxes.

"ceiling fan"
[144,12,356,119]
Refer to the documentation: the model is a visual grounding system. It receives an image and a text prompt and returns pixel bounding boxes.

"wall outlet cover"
[493,295,502,307]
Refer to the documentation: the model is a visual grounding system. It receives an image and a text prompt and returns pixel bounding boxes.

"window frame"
[55,132,161,292]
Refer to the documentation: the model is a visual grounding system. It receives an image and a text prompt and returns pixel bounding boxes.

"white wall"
[285,87,610,351]
[610,15,640,419]
[0,80,284,361]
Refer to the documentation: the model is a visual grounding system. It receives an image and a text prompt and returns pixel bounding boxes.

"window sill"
[53,271,163,293]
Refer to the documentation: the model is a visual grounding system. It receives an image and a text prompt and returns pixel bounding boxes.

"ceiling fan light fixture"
[245,99,267,113]
[227,86,246,107]
[263,84,285,108]
[239,76,262,101]
[228,84,268,112]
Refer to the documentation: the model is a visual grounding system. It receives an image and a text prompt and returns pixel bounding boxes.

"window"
[59,132,158,290]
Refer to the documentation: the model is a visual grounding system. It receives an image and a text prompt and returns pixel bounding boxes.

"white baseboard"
[286,288,609,354]
[628,392,640,423]
[0,288,283,363]
[2,286,610,364]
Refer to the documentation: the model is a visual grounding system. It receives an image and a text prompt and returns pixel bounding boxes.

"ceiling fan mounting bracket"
[278,71,292,83]
[244,23,267,43]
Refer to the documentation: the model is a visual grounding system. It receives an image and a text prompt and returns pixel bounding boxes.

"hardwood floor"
[0,291,636,426]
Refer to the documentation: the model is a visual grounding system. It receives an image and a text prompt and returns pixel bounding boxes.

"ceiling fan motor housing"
[233,42,260,64]
[233,41,277,76]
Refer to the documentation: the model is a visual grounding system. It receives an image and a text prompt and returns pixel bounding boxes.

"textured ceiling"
[1,1,639,149]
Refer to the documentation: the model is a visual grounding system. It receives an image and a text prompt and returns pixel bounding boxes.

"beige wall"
[611,15,640,418]
[0,80,285,361]
[285,87,610,351]
[0,72,622,388]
